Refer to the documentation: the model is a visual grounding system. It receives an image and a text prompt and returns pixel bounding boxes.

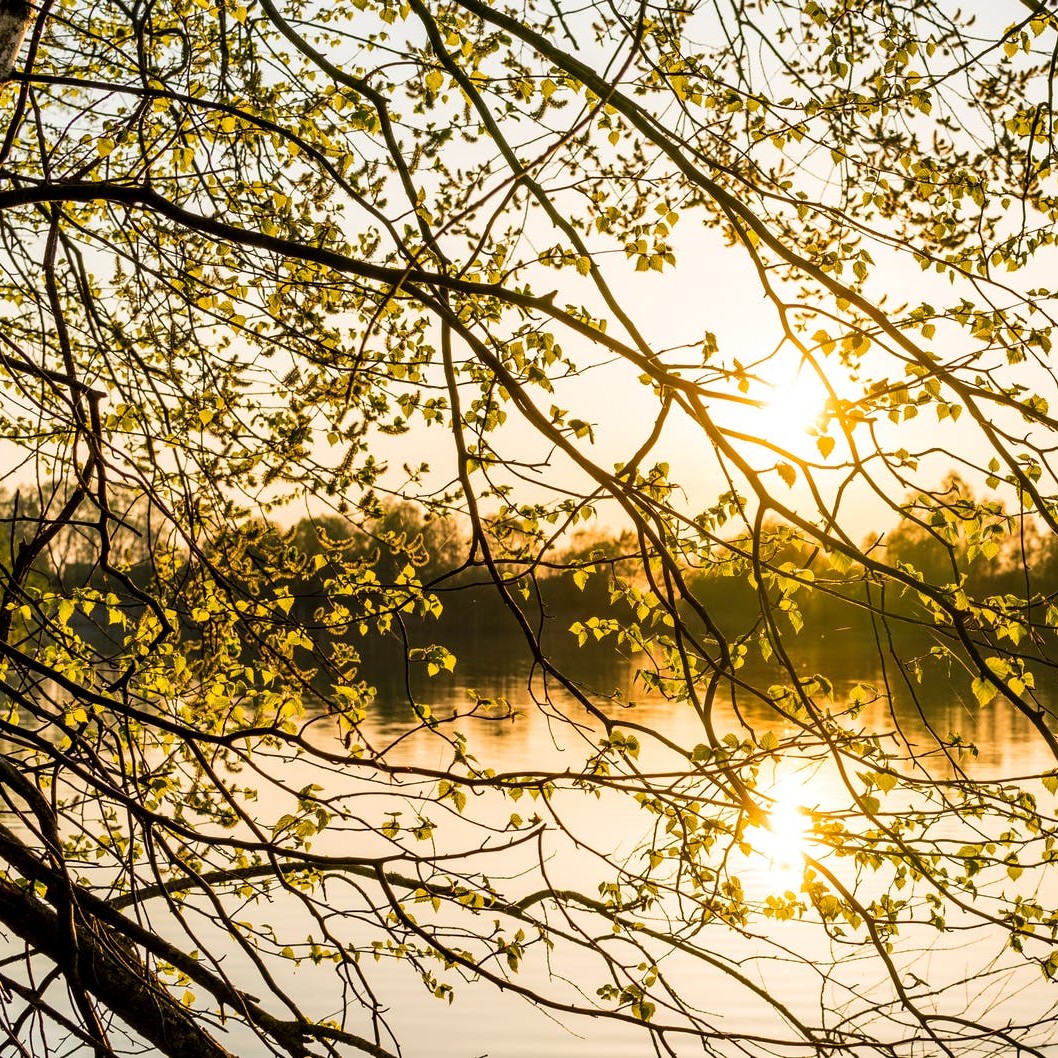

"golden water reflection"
[325,639,1058,1056]
[750,772,812,893]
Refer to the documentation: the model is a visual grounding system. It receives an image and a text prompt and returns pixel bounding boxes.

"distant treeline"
[5,485,1057,667]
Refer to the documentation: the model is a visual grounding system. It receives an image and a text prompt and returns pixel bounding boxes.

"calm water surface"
[252,634,1058,1058]
[10,633,1058,1057]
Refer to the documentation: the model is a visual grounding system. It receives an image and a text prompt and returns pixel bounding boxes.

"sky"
[4,0,1056,560]
[354,206,1050,552]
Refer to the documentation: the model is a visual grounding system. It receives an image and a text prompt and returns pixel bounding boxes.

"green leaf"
[971,678,995,707]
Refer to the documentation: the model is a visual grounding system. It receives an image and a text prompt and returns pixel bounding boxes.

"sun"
[724,355,833,460]
[757,367,828,453]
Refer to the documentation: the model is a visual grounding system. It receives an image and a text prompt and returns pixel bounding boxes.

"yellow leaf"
[813,329,836,355]
[971,677,994,707]
[874,771,897,793]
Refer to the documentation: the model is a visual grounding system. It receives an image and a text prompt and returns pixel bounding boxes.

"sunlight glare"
[759,367,828,450]
[752,774,810,888]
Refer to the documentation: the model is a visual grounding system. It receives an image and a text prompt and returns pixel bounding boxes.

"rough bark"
[0,876,237,1058]
[0,822,398,1058]
[0,0,31,80]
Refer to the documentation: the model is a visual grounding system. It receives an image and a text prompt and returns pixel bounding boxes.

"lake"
[200,628,1058,1057]
[6,628,1058,1057]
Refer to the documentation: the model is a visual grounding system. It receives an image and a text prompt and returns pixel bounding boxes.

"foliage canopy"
[3,0,1058,1054]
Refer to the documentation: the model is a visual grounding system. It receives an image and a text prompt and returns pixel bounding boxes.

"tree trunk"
[0,0,31,79]
[0,876,237,1058]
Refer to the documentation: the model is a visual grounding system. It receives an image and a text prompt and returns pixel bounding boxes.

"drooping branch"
[1,1,1058,1055]
[0,876,238,1058]
[0,825,398,1058]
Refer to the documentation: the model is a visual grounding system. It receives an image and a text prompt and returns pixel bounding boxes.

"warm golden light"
[758,367,828,450]
[752,774,810,889]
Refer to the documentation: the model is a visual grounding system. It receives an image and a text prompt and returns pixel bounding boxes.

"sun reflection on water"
[751,774,812,891]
